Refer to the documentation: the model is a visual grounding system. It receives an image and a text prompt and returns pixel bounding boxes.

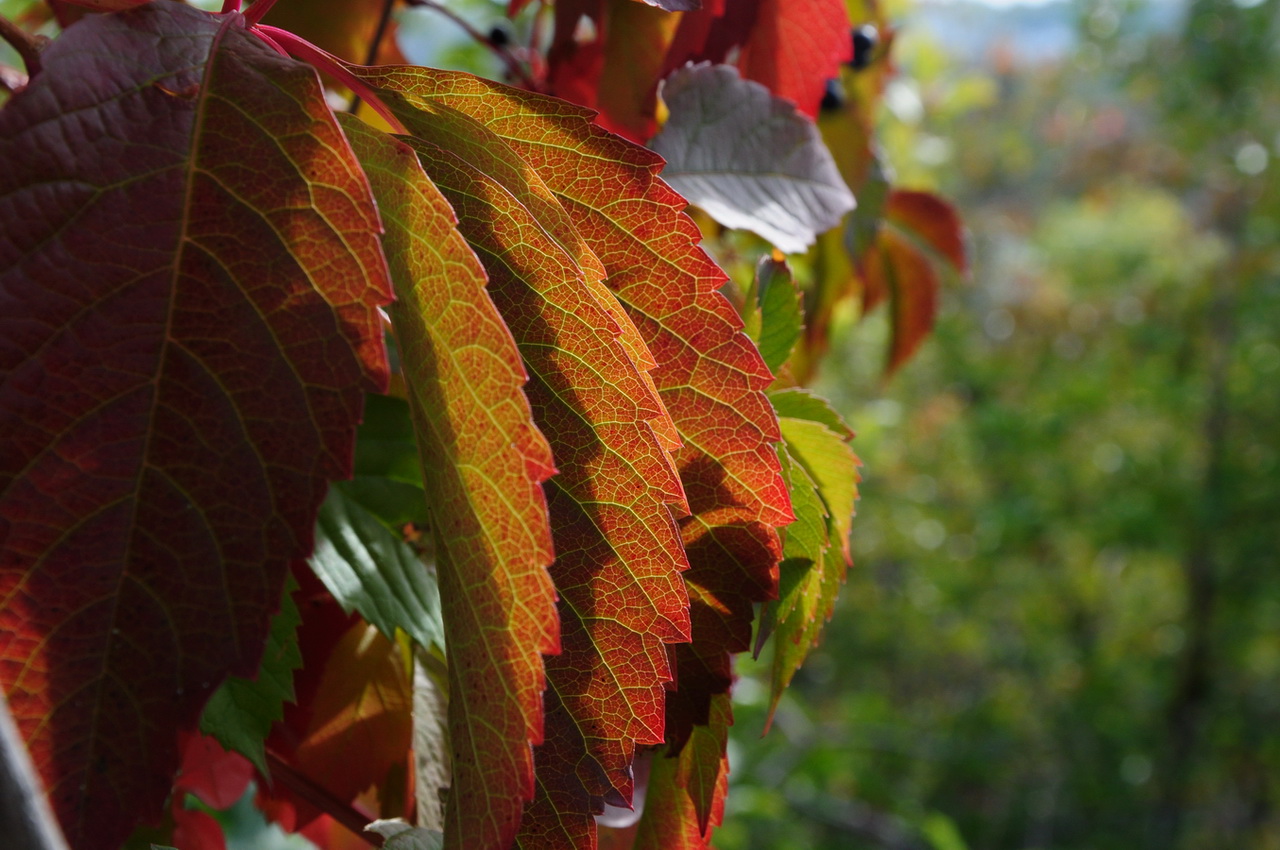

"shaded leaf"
[0,6,391,848]
[403,68,793,760]
[310,485,444,652]
[339,116,558,850]
[351,64,790,845]
[367,819,444,850]
[632,693,730,849]
[650,63,855,254]
[199,574,304,777]
[411,647,449,832]
[759,446,830,727]
[292,620,413,810]
[343,394,429,531]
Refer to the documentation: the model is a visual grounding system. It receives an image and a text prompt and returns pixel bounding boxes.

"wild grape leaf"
[310,484,444,651]
[766,388,854,441]
[423,66,791,795]
[632,693,730,849]
[742,255,804,374]
[650,63,854,254]
[0,6,391,848]
[349,65,789,845]
[338,117,559,850]
[199,574,304,777]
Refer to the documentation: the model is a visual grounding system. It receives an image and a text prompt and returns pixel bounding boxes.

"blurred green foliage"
[721,1,1280,849]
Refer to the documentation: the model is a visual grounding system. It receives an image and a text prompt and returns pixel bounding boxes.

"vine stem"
[0,14,41,78]
[265,750,383,848]
[349,0,397,114]
[403,0,541,91]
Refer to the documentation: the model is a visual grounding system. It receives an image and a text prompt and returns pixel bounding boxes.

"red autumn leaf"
[173,732,255,811]
[346,65,697,848]
[337,114,559,850]
[885,189,969,275]
[438,63,791,788]
[172,806,227,850]
[547,0,682,142]
[864,225,940,374]
[737,0,853,117]
[0,6,391,849]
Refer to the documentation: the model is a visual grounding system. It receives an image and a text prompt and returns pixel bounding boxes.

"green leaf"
[759,445,829,727]
[746,254,804,374]
[767,388,854,440]
[310,484,444,652]
[778,415,859,563]
[198,574,302,777]
[650,63,855,254]
[344,393,429,530]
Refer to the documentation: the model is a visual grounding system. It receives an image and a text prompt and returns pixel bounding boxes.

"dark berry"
[820,78,845,112]
[488,23,513,48]
[850,24,879,70]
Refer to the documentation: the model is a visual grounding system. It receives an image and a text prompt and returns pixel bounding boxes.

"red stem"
[244,0,280,26]
[255,25,409,133]
[265,750,383,847]
[0,13,41,77]
[219,0,241,15]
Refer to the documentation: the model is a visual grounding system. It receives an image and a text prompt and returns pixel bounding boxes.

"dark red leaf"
[0,6,391,847]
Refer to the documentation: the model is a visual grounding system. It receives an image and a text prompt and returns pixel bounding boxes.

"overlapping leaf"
[0,6,391,848]
[546,0,850,140]
[345,65,699,848]
[345,65,790,844]
[631,693,730,849]
[338,117,559,850]
[760,390,859,724]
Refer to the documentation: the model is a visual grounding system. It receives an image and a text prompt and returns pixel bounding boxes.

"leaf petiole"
[253,25,408,133]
